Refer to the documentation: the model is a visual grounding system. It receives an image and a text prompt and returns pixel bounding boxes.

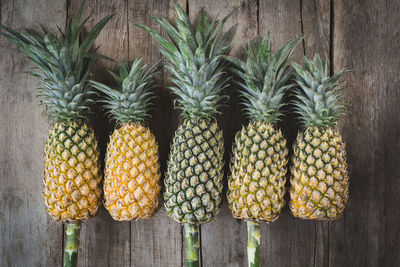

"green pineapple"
[0,2,113,266]
[137,4,237,266]
[290,54,349,220]
[225,33,299,267]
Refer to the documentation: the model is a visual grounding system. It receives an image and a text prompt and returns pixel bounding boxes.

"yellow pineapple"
[0,2,113,265]
[225,33,299,266]
[226,34,299,223]
[290,54,349,220]
[91,60,161,221]
[43,121,102,222]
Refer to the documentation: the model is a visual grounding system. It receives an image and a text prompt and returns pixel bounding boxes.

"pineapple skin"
[227,122,288,222]
[164,119,224,224]
[43,121,102,222]
[103,123,161,221]
[289,127,349,220]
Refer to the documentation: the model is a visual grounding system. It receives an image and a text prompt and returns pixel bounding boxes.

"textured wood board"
[331,0,400,266]
[0,0,66,266]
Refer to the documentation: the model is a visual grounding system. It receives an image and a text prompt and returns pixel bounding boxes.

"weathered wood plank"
[258,0,303,172]
[301,1,331,266]
[187,1,257,266]
[78,215,131,267]
[382,3,400,266]
[331,1,399,266]
[259,1,333,266]
[301,0,331,59]
[0,0,66,266]
[127,0,185,266]
[68,1,131,266]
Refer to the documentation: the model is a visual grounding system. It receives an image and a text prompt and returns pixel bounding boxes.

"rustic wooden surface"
[0,1,66,266]
[0,0,399,266]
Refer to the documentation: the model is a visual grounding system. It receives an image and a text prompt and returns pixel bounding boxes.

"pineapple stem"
[184,223,200,267]
[247,221,260,267]
[64,222,81,267]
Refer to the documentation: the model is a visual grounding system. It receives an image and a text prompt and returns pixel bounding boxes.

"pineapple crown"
[292,54,348,128]
[0,1,114,122]
[226,33,300,124]
[90,59,159,125]
[137,4,238,120]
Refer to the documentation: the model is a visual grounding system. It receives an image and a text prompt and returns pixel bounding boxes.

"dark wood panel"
[331,0,400,266]
[382,3,400,266]
[0,0,66,266]
[301,0,331,59]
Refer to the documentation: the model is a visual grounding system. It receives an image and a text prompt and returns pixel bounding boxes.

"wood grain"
[301,2,331,267]
[382,3,400,266]
[331,0,400,266]
[301,0,331,60]
[0,0,66,266]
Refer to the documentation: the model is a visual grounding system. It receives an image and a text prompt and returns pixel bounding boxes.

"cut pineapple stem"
[184,223,200,267]
[64,222,81,267]
[247,221,260,267]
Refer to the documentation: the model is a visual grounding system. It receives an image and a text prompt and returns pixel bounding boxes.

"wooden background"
[1,0,399,266]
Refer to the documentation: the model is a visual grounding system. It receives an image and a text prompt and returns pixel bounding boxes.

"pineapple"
[137,4,237,266]
[226,34,299,223]
[290,54,349,220]
[90,60,161,221]
[44,121,101,221]
[225,34,299,267]
[0,2,113,265]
